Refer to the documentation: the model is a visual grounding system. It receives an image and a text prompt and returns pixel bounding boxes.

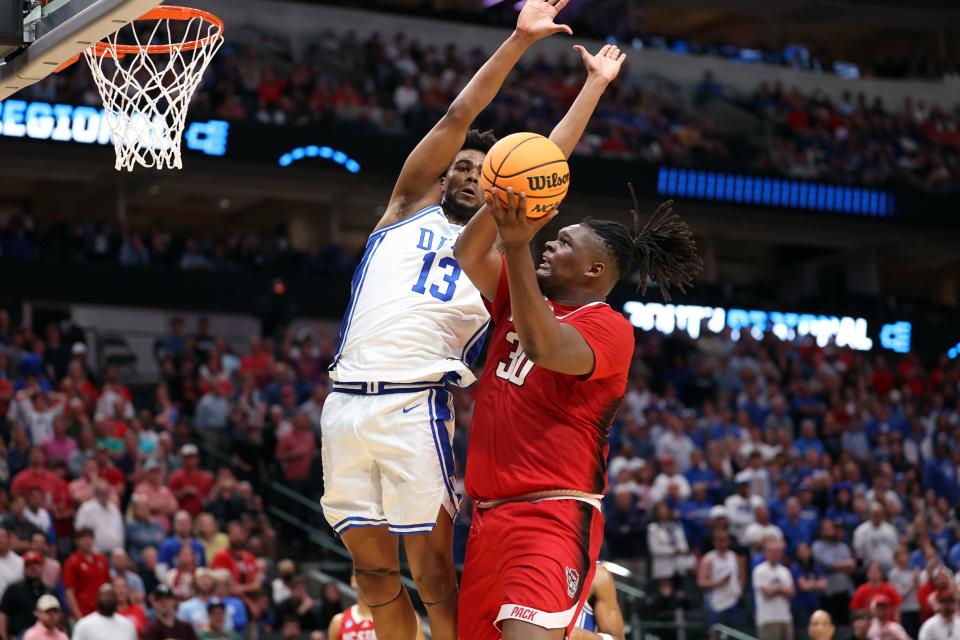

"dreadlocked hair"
[462,129,498,154]
[583,184,703,302]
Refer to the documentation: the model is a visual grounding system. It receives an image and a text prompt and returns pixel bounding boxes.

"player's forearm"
[549,75,609,158]
[447,31,534,126]
[502,243,564,360]
[454,206,501,299]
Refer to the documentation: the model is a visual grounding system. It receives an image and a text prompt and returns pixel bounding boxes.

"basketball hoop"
[61,6,224,171]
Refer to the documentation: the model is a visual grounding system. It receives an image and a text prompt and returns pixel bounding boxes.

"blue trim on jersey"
[330,232,387,368]
[461,318,491,366]
[387,522,436,535]
[333,516,388,535]
[331,381,444,396]
[427,389,457,508]
[370,204,443,238]
[575,601,597,631]
[330,205,443,371]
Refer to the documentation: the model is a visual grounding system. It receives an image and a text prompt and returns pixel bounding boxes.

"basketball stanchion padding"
[57,5,224,171]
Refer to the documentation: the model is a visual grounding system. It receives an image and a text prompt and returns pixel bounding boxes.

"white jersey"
[330,205,489,386]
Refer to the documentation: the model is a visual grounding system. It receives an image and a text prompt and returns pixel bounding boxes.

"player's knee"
[353,568,402,606]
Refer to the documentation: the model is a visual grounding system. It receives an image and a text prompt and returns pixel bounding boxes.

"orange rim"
[92,5,224,57]
[55,5,223,71]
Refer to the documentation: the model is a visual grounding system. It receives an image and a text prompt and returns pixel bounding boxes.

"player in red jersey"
[453,186,702,639]
[327,577,425,640]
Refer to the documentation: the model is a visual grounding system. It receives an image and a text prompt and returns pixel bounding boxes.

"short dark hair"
[75,527,95,540]
[582,186,703,301]
[461,129,497,155]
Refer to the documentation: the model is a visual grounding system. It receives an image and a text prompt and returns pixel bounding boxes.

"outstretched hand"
[573,43,627,83]
[515,0,573,42]
[486,187,558,248]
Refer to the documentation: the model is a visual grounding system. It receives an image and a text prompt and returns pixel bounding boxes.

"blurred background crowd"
[21,27,960,193]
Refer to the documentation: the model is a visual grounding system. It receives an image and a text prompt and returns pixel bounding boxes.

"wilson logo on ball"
[526,172,570,191]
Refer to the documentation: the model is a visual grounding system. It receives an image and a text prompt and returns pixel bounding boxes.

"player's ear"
[439,175,446,192]
[585,261,606,279]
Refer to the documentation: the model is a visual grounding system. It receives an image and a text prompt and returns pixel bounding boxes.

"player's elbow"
[442,101,472,128]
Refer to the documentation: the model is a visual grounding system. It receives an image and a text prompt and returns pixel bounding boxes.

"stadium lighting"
[657,167,894,217]
[278,145,361,173]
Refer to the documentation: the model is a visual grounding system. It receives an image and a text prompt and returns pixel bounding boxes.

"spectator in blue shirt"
[679,483,714,551]
[779,497,817,556]
[792,542,827,632]
[795,419,825,457]
[769,479,793,524]
[923,447,960,504]
[158,510,207,572]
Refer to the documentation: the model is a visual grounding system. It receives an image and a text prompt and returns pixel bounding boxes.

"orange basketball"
[481,132,570,219]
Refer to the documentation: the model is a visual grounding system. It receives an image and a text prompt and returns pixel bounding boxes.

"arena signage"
[622,301,912,353]
[0,99,228,156]
[657,167,894,217]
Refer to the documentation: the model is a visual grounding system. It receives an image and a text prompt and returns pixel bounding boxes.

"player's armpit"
[377,114,471,231]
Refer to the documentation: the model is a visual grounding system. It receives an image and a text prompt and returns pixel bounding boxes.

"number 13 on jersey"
[411,252,461,302]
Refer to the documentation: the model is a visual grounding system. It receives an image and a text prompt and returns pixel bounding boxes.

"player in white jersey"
[571,564,626,640]
[319,1,624,638]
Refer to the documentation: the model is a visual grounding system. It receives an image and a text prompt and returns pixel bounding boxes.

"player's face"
[536,224,604,297]
[440,149,485,221]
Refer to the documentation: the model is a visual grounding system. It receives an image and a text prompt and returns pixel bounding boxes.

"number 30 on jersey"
[496,331,534,386]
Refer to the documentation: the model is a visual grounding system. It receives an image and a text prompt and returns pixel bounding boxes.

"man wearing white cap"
[725,475,764,547]
[22,595,67,640]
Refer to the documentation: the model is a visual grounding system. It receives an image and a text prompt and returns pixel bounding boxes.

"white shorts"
[320,385,459,536]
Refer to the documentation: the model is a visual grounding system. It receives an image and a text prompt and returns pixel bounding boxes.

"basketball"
[481,132,570,219]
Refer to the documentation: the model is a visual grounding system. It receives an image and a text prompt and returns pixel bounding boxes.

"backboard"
[0,0,162,100]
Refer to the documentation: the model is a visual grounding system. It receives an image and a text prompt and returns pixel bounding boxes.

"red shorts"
[458,499,604,639]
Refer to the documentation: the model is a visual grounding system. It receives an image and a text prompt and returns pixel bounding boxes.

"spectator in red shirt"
[113,574,147,634]
[63,527,110,620]
[275,413,316,484]
[94,444,125,492]
[11,447,67,515]
[238,337,273,388]
[210,522,262,599]
[168,445,213,517]
[851,562,903,622]
[918,564,954,623]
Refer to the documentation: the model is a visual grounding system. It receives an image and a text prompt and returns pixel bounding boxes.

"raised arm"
[549,44,625,157]
[491,189,595,375]
[377,0,572,231]
[455,44,626,300]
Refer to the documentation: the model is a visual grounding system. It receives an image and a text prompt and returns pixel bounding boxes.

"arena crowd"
[20,27,960,193]
[1,299,959,639]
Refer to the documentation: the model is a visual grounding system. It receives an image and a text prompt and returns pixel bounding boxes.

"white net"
[82,8,223,171]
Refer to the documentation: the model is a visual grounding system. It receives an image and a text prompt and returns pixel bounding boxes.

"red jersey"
[211,548,259,587]
[338,605,376,640]
[11,468,68,510]
[63,550,110,616]
[168,468,213,517]
[465,267,634,502]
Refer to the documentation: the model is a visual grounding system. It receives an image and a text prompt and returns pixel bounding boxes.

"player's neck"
[548,288,605,308]
[440,202,470,226]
